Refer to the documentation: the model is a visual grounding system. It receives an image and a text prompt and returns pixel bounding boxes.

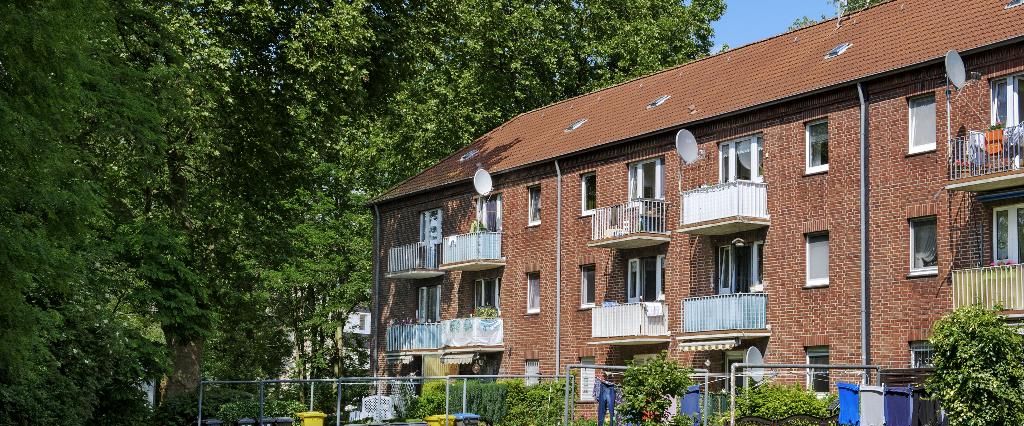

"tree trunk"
[335,324,345,377]
[163,332,204,400]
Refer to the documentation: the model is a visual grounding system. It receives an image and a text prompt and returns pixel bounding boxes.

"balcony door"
[719,135,763,183]
[993,204,1024,263]
[417,285,441,323]
[717,242,763,295]
[420,208,443,267]
[627,256,665,303]
[629,158,663,200]
[476,195,502,232]
[992,75,1024,127]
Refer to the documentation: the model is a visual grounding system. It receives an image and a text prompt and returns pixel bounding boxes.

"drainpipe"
[857,83,871,370]
[554,160,563,373]
[372,204,382,377]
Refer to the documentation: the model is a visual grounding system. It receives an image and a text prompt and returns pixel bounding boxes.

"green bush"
[154,387,255,426]
[413,381,447,419]
[216,399,305,422]
[414,379,565,425]
[734,384,833,420]
[618,352,693,426]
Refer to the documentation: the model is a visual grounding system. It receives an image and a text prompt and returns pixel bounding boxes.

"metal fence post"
[310,382,315,411]
[197,381,204,426]
[444,377,450,426]
[462,378,468,414]
[258,381,266,425]
[336,379,342,426]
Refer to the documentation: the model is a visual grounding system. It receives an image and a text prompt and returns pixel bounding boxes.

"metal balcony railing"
[441,317,503,348]
[953,263,1024,311]
[948,124,1024,181]
[386,322,442,352]
[680,181,768,226]
[591,199,668,241]
[440,232,502,265]
[682,293,767,333]
[591,302,669,339]
[388,242,440,275]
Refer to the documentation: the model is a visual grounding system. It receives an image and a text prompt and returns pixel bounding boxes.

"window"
[417,285,441,323]
[527,272,541,313]
[993,204,1024,263]
[1010,0,1024,8]
[345,312,372,334]
[806,233,830,287]
[806,347,830,393]
[627,256,664,303]
[805,120,829,174]
[910,341,935,368]
[716,241,764,294]
[476,194,503,231]
[632,353,658,364]
[581,265,596,307]
[581,173,597,215]
[565,118,587,132]
[992,75,1024,127]
[719,135,764,183]
[910,217,938,276]
[475,278,501,309]
[525,360,540,385]
[419,209,443,266]
[579,357,596,401]
[824,42,852,60]
[528,186,542,225]
[629,158,664,200]
[909,95,937,153]
[647,95,671,109]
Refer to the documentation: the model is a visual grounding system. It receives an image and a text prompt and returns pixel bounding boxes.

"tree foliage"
[790,0,888,30]
[734,384,834,420]
[618,352,694,426]
[927,306,1024,426]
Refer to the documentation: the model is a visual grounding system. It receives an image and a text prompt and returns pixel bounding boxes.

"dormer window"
[646,95,671,109]
[824,42,852,60]
[565,118,587,132]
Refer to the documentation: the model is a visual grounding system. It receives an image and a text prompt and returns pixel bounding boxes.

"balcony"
[387,242,444,279]
[386,322,443,353]
[678,181,769,235]
[681,293,769,338]
[947,125,1024,192]
[440,317,504,352]
[589,199,670,249]
[589,302,671,345]
[953,264,1024,312]
[439,232,505,271]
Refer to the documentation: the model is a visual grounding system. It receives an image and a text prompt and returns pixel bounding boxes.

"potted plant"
[986,123,1005,154]
[474,306,498,318]
[470,219,486,233]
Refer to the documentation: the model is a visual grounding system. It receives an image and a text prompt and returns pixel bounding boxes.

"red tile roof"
[374,0,1024,204]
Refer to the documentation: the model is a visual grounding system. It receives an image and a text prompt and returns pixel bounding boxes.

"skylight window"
[646,95,671,109]
[825,42,852,60]
[459,149,479,162]
[1009,0,1023,8]
[565,118,588,132]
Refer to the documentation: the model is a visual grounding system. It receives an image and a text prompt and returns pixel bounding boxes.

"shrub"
[154,387,255,426]
[216,399,305,422]
[734,384,833,420]
[928,305,1024,426]
[413,379,565,425]
[617,352,693,426]
[413,381,447,419]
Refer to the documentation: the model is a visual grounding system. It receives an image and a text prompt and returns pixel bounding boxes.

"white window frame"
[716,241,765,294]
[910,341,935,368]
[908,95,937,154]
[579,357,596,401]
[627,256,664,303]
[527,272,541,314]
[581,173,597,216]
[528,186,542,226]
[805,346,830,393]
[909,217,939,276]
[580,264,596,308]
[628,158,664,200]
[805,119,830,174]
[719,135,764,183]
[805,233,830,288]
[417,285,441,323]
[992,203,1024,263]
[476,194,503,232]
[991,75,1024,127]
[475,278,501,310]
[525,359,540,386]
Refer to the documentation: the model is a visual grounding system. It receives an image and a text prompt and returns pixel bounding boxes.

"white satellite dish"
[675,129,699,164]
[945,50,967,90]
[745,347,765,383]
[473,168,493,196]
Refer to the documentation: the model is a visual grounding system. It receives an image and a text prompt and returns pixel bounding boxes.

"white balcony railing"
[948,124,1024,181]
[591,199,668,241]
[953,263,1024,311]
[681,181,768,226]
[386,322,443,352]
[388,242,441,275]
[441,317,503,348]
[591,302,669,339]
[441,232,502,265]
[682,293,767,333]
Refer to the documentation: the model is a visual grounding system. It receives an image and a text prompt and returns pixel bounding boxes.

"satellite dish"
[945,50,967,90]
[745,347,765,382]
[473,168,493,196]
[675,129,699,164]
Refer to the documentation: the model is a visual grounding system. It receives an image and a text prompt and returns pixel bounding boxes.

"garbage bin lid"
[237,418,256,425]
[297,411,327,419]
[453,413,481,419]
[273,417,295,422]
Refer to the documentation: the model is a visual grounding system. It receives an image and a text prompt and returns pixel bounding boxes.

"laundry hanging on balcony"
[442,318,503,347]
[643,302,663,317]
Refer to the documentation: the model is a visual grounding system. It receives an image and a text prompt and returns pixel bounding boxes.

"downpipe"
[857,82,871,369]
[554,160,563,373]
[372,204,382,377]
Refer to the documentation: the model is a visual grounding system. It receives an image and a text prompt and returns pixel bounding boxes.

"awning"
[386,355,414,365]
[440,353,475,364]
[677,339,739,352]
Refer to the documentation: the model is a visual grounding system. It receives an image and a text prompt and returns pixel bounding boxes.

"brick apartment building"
[368,0,1024,395]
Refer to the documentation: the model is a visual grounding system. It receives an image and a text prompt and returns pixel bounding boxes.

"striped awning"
[440,353,475,364]
[386,355,414,365]
[677,339,739,352]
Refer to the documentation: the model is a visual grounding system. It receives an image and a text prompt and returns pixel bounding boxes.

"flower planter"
[986,129,1005,154]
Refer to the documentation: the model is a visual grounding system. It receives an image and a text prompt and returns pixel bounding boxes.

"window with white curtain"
[475,278,500,309]
[627,256,664,302]
[805,120,829,174]
[717,242,764,294]
[417,285,441,323]
[525,359,540,386]
[527,272,541,313]
[528,186,542,225]
[719,135,763,183]
[476,194,502,231]
[806,233,830,287]
[992,76,1024,126]
[993,204,1024,263]
[910,217,938,275]
[629,158,663,200]
[580,357,596,401]
[908,95,936,153]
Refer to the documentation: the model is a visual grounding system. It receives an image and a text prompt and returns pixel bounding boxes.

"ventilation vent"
[647,95,671,109]
[459,149,479,162]
[565,118,588,132]
[824,42,852,60]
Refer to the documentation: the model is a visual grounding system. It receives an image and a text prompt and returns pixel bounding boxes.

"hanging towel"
[884,386,913,426]
[911,387,941,426]
[680,385,701,426]
[860,385,885,426]
[643,302,663,317]
[837,382,860,426]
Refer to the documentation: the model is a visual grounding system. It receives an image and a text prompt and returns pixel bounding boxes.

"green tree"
[928,306,1024,426]
[618,352,694,426]
[790,0,887,30]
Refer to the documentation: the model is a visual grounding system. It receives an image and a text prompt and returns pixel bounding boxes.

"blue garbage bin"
[237,419,256,425]
[453,413,480,426]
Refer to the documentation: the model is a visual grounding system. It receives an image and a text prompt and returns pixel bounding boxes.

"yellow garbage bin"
[424,414,456,426]
[296,411,326,426]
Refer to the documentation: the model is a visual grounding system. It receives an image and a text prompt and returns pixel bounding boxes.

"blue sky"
[712,0,840,51]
